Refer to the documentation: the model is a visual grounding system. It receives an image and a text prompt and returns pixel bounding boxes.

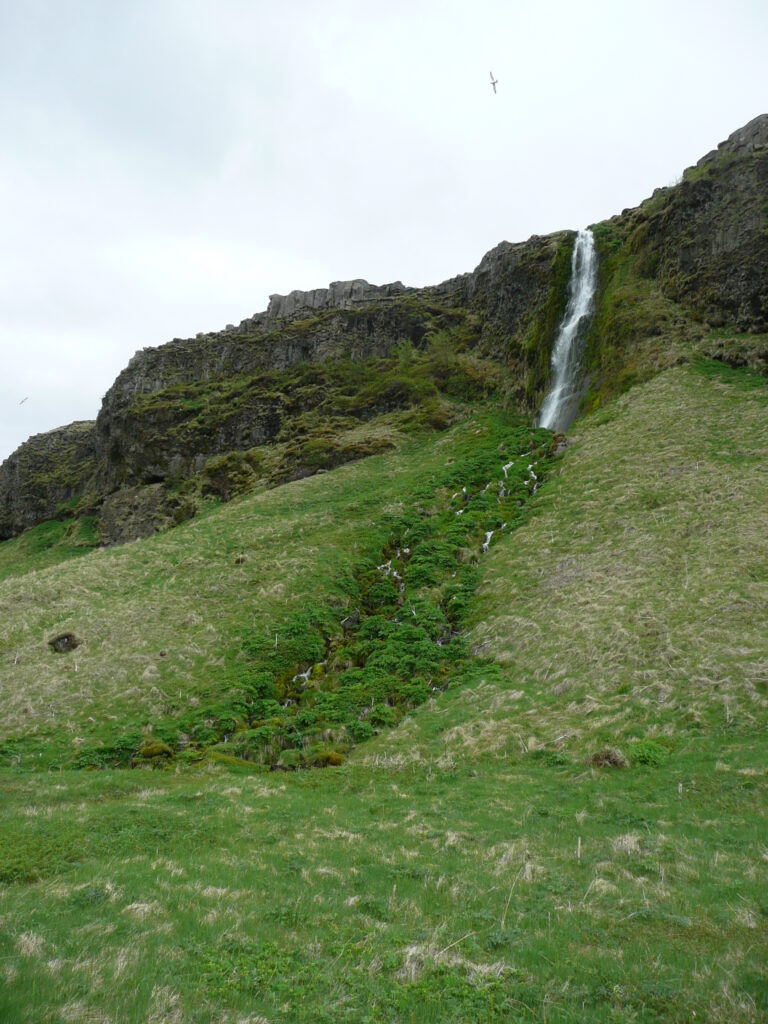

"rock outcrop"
[1,115,766,544]
[97,483,196,546]
[266,279,411,320]
[615,113,768,330]
[0,421,97,539]
[90,233,569,494]
[695,113,768,167]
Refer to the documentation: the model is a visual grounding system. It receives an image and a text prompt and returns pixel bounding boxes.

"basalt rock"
[2,116,766,546]
[0,421,97,540]
[90,234,569,495]
[97,483,196,546]
[48,632,82,654]
[266,279,412,320]
[613,114,768,331]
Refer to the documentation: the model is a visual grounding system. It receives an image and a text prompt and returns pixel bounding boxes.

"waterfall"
[537,228,598,432]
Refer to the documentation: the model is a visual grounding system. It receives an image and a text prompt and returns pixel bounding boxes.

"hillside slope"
[0,407,553,770]
[1,115,767,1022]
[1,362,766,1022]
[378,361,768,762]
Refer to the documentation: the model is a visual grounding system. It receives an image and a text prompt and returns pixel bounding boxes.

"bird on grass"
[490,71,498,94]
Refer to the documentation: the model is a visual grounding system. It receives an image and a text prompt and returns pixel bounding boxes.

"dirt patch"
[48,632,81,654]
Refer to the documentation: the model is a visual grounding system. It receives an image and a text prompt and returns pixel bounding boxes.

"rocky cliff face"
[614,113,768,330]
[0,421,97,539]
[1,115,766,543]
[91,232,570,494]
[696,113,768,165]
[265,278,412,320]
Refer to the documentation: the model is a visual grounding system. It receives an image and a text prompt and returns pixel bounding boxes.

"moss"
[580,222,700,410]
[138,741,174,759]
[307,749,346,768]
[201,450,263,501]
[0,421,97,539]
[204,750,260,770]
[514,233,576,407]
[276,749,303,770]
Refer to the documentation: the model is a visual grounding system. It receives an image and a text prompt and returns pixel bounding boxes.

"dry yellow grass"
[0,441,421,747]
[374,364,768,759]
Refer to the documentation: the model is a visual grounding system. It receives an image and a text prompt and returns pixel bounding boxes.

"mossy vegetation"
[117,337,501,507]
[0,421,97,540]
[191,420,552,770]
[697,330,768,376]
[128,342,496,442]
[0,514,100,583]
[0,407,550,773]
[515,233,575,406]
[581,215,703,412]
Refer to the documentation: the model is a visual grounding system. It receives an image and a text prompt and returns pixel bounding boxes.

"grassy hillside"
[391,359,768,760]
[1,363,767,1022]
[0,408,552,771]
[0,514,99,583]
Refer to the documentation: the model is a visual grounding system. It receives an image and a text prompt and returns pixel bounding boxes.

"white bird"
[490,71,498,94]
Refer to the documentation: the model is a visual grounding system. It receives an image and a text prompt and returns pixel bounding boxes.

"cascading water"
[537,228,598,432]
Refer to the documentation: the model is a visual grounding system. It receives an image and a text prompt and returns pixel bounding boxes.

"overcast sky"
[1,0,766,462]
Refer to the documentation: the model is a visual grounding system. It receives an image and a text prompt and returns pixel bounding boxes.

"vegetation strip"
[76,416,554,770]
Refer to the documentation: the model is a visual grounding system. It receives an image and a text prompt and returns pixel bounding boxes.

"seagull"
[19,397,28,405]
[490,71,498,94]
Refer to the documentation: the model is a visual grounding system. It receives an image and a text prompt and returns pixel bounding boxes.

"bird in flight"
[19,397,28,405]
[490,71,498,94]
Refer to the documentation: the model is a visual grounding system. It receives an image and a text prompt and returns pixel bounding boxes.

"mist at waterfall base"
[537,230,599,433]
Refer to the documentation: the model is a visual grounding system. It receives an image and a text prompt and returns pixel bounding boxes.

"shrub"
[630,739,669,767]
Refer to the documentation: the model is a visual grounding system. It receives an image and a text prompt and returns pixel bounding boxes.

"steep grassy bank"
[0,514,100,583]
[0,407,551,771]
[1,361,766,1021]
[378,360,768,772]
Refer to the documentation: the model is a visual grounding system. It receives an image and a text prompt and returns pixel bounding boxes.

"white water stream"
[537,228,598,432]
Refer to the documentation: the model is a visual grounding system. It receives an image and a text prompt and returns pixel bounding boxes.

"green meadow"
[1,361,767,1022]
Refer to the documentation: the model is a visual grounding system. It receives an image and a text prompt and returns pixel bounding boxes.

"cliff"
[0,421,97,540]
[1,115,766,543]
[635,113,768,330]
[91,230,571,496]
[579,113,768,407]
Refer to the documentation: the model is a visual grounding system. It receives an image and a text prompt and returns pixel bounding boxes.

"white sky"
[1,0,766,462]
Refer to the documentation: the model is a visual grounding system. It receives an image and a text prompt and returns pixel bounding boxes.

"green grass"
[0,514,99,583]
[0,738,764,1022]
[0,407,548,770]
[1,364,767,1021]
[697,332,768,377]
[444,363,768,758]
